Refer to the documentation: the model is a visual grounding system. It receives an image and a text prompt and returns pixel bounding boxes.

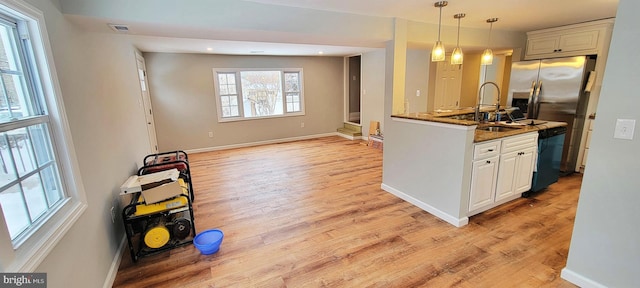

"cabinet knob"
[486,160,491,164]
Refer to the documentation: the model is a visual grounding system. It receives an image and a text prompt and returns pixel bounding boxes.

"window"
[213,68,304,121]
[0,15,64,244]
[0,0,86,272]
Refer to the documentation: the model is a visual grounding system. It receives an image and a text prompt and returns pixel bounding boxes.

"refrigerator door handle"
[534,80,543,118]
[527,81,536,117]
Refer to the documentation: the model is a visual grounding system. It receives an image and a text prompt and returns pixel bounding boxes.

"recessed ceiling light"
[206,47,213,51]
[318,51,324,55]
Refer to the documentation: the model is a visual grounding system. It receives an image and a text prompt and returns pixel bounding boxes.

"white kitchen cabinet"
[469,132,538,216]
[524,20,612,60]
[495,146,536,202]
[469,155,500,213]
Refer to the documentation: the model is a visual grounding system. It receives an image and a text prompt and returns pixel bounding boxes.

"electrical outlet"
[416,90,421,97]
[208,131,214,138]
[300,122,305,128]
[110,206,116,223]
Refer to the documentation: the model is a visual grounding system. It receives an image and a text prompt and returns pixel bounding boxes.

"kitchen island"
[381,110,566,227]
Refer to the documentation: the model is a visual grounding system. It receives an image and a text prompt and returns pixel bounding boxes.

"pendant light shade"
[451,13,465,65]
[431,1,448,62]
[481,18,498,66]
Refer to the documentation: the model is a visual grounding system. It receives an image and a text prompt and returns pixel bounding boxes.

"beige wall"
[361,49,386,136]
[29,0,151,287]
[460,53,482,108]
[404,49,430,113]
[143,53,345,151]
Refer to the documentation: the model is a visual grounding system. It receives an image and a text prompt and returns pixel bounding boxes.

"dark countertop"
[391,111,567,143]
[474,121,567,142]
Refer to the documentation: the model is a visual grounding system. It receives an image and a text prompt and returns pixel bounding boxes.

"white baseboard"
[185,133,339,154]
[103,235,126,288]
[381,183,469,227]
[561,268,607,288]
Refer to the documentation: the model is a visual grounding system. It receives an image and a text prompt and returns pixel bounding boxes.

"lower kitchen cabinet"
[469,155,500,212]
[469,132,538,216]
[495,146,536,202]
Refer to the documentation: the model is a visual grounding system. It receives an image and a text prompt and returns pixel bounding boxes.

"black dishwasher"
[524,126,567,197]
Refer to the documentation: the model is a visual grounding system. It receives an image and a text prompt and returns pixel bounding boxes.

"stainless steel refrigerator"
[507,56,595,173]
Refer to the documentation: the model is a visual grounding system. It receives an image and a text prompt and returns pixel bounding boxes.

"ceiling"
[68,0,619,56]
[244,0,619,32]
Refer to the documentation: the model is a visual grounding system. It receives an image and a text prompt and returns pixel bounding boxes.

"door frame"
[344,54,362,125]
[134,50,159,153]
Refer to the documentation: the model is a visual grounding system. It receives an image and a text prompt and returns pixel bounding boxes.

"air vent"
[108,24,130,33]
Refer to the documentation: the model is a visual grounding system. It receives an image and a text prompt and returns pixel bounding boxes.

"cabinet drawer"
[501,132,538,153]
[473,140,501,160]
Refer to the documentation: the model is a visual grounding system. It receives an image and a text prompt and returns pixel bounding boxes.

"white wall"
[562,0,640,286]
[143,53,344,151]
[25,1,151,287]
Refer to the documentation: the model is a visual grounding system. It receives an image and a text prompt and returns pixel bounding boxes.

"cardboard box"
[141,180,183,204]
[120,168,179,195]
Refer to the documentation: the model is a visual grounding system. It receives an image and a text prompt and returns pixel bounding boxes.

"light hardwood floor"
[113,136,580,287]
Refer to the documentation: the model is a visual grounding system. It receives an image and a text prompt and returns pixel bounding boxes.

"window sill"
[218,111,306,123]
[1,199,87,272]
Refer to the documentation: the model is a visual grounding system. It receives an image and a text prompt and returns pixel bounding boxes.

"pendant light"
[451,13,465,65]
[481,18,498,65]
[431,1,448,62]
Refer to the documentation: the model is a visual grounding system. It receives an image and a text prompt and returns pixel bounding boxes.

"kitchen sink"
[478,126,521,132]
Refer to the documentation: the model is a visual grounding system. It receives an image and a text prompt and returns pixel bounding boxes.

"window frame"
[213,68,305,122]
[0,0,87,272]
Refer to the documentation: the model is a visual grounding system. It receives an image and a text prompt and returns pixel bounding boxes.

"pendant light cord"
[456,17,460,46]
[487,22,493,48]
[437,5,442,41]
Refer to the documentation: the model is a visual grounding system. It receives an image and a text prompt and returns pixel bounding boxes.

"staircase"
[337,122,362,140]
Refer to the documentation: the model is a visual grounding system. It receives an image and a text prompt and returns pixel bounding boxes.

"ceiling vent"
[108,24,130,33]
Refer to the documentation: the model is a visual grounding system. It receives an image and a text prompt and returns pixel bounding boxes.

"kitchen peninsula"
[381,108,566,227]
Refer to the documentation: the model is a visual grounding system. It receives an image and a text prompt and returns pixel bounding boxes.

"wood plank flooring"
[113,136,581,287]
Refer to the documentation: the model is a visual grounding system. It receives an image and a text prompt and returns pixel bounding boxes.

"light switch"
[614,119,635,140]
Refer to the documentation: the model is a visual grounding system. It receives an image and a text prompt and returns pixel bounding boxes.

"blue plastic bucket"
[193,229,224,255]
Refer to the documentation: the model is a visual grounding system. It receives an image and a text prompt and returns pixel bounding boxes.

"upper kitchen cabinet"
[524,19,614,60]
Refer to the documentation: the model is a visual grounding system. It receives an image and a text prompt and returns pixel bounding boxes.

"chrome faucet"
[475,81,502,122]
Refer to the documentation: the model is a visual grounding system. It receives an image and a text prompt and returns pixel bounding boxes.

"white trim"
[561,268,607,288]
[103,236,127,288]
[391,116,476,131]
[381,183,469,227]
[184,132,339,154]
[9,201,86,272]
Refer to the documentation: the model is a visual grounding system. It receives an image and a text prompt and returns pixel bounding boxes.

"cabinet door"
[495,151,518,202]
[469,156,499,213]
[513,147,537,194]
[559,30,599,53]
[526,36,560,56]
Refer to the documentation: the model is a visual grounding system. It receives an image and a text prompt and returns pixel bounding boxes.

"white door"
[135,52,158,153]
[434,57,462,111]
